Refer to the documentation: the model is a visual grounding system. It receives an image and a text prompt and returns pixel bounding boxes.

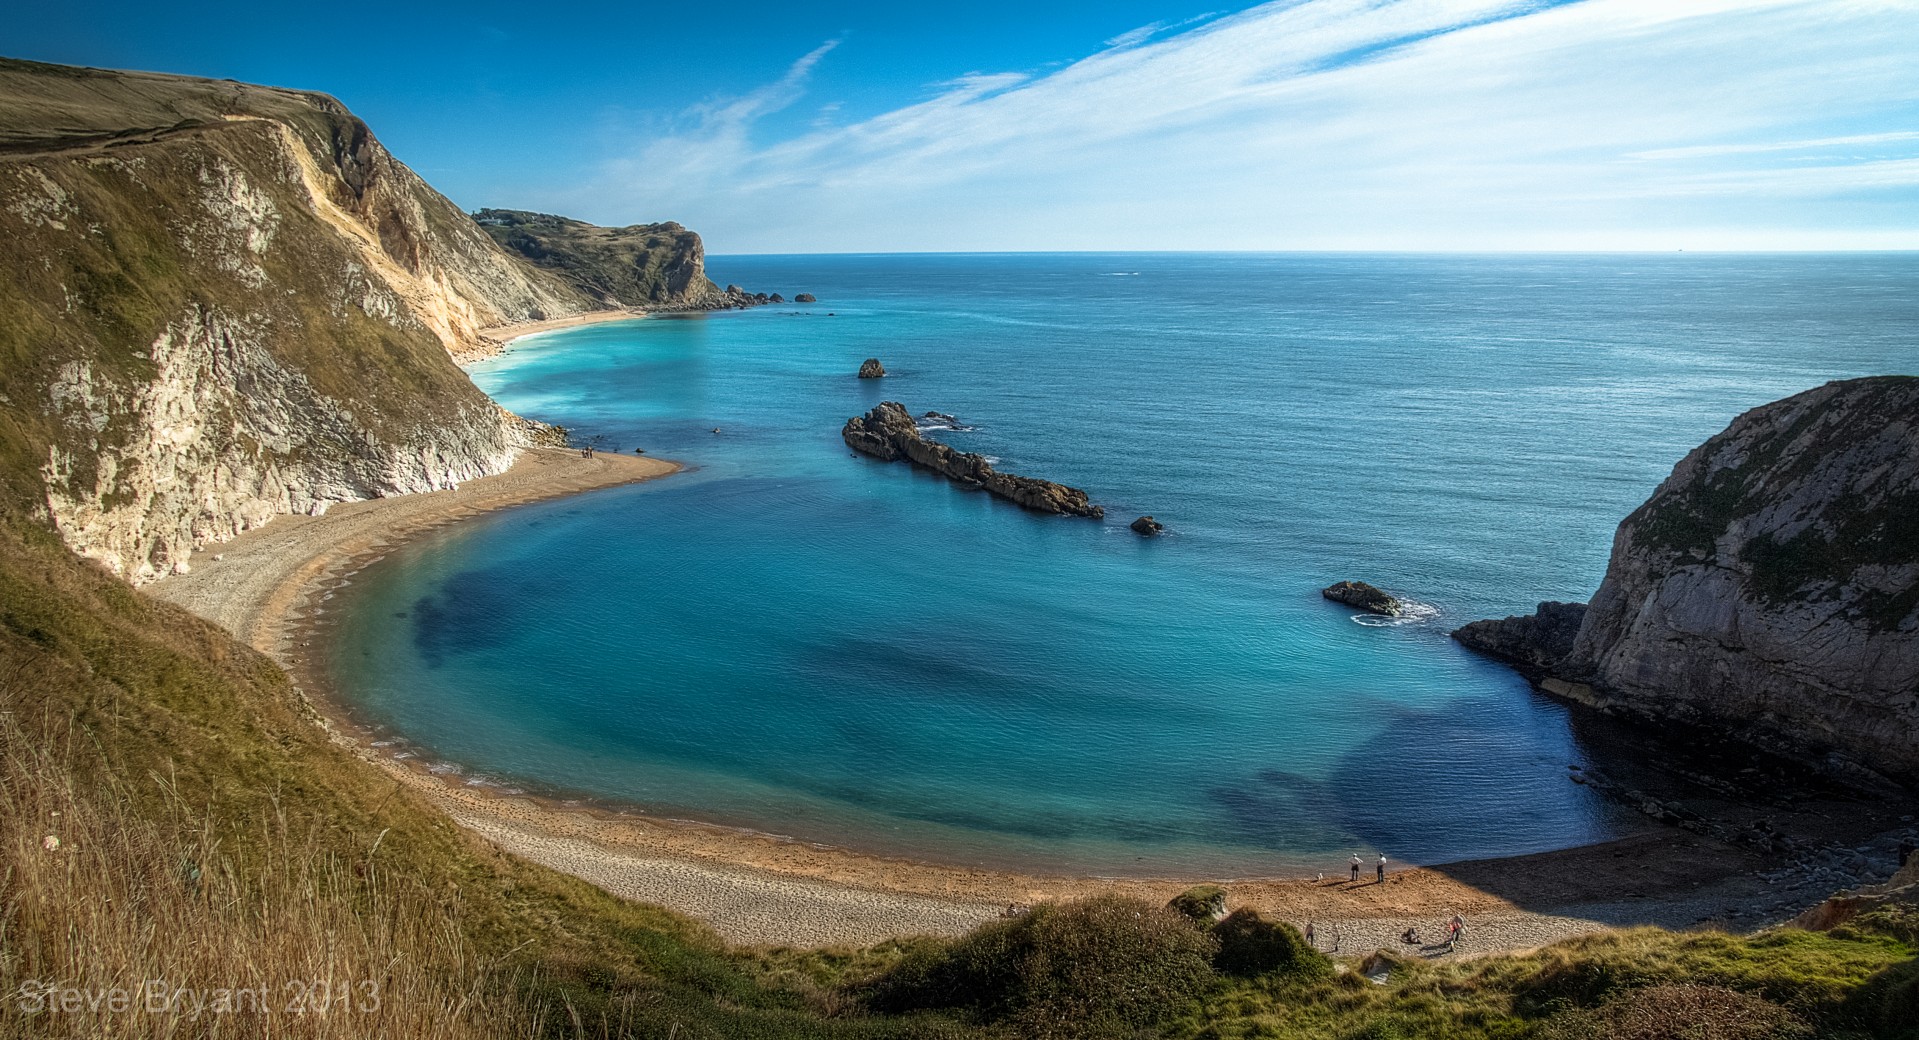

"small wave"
[1099,272,1142,276]
[427,761,466,776]
[1350,600,1441,627]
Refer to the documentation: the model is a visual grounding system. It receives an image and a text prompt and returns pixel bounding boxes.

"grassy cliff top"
[0,56,358,155]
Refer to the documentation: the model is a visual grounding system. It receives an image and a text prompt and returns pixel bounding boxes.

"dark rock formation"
[858,358,887,379]
[1131,516,1165,536]
[1454,377,1919,782]
[770,293,785,303]
[1452,602,1587,676]
[795,293,817,303]
[1321,581,1401,616]
[842,402,1103,519]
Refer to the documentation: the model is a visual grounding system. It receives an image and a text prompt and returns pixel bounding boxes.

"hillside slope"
[0,57,597,582]
[1456,377,1919,781]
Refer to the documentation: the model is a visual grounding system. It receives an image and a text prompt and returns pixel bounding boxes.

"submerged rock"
[1131,516,1165,536]
[858,358,887,379]
[1321,581,1401,616]
[842,402,1103,519]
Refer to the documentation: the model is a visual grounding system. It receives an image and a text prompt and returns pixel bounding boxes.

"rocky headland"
[842,402,1103,518]
[1454,377,1919,783]
[476,208,810,317]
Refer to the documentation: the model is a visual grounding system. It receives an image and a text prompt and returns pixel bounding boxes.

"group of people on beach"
[1349,852,1387,883]
[1400,915,1467,951]
[578,445,597,458]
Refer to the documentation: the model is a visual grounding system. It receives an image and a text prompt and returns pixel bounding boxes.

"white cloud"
[537,0,1919,251]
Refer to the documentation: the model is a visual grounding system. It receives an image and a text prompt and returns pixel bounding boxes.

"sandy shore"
[146,446,1900,952]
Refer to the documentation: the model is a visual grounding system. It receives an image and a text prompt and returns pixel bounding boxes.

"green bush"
[865,895,1219,1038]
[1167,885,1227,922]
[1212,909,1332,981]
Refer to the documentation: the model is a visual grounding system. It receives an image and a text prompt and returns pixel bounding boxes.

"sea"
[321,253,1918,876]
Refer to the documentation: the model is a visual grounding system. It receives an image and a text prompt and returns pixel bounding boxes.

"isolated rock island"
[842,402,1102,518]
[1455,376,1919,782]
[1322,580,1402,616]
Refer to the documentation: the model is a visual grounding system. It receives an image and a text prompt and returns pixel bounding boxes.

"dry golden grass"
[0,693,532,1039]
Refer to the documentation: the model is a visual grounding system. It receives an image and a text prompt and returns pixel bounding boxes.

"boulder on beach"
[795,293,817,303]
[1322,580,1402,616]
[858,358,887,379]
[1131,516,1165,536]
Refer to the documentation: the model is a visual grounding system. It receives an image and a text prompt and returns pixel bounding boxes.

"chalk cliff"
[0,58,602,582]
[1456,377,1919,781]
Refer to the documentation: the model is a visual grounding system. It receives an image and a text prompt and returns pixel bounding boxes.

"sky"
[7,0,1919,252]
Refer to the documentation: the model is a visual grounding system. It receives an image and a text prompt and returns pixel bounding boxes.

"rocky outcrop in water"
[1131,516,1165,536]
[795,293,817,303]
[859,358,887,379]
[842,402,1102,518]
[1452,602,1587,675]
[0,59,594,581]
[1321,581,1401,616]
[1454,377,1919,781]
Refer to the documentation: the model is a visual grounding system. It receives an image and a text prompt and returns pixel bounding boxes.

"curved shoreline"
[146,445,1845,951]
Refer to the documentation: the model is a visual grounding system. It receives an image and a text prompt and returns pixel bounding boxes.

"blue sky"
[7,1,1918,252]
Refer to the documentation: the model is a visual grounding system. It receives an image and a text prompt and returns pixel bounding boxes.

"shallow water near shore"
[324,253,1918,876]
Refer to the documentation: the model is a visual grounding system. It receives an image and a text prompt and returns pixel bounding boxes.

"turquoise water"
[324,254,1918,876]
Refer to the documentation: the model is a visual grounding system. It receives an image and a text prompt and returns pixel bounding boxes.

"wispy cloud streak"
[549,0,1919,251]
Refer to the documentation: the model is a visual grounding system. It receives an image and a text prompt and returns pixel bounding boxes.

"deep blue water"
[324,253,1918,875]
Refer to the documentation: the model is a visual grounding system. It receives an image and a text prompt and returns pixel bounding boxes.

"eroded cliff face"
[1456,377,1919,781]
[0,59,593,582]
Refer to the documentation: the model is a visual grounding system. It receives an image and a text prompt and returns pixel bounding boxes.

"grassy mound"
[865,896,1218,1038]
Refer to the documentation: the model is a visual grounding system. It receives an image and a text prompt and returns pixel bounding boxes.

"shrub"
[865,895,1219,1038]
[1538,984,1813,1040]
[1212,909,1333,981]
[1167,885,1227,922]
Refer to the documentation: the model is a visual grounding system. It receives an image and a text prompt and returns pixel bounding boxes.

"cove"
[321,253,1919,876]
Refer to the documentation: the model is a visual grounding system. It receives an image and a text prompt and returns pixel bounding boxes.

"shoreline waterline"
[142,443,1847,950]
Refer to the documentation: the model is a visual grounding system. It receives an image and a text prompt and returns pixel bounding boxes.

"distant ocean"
[322,253,1918,876]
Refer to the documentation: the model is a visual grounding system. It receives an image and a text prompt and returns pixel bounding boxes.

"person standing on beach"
[1350,854,1362,882]
[1376,853,1387,883]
